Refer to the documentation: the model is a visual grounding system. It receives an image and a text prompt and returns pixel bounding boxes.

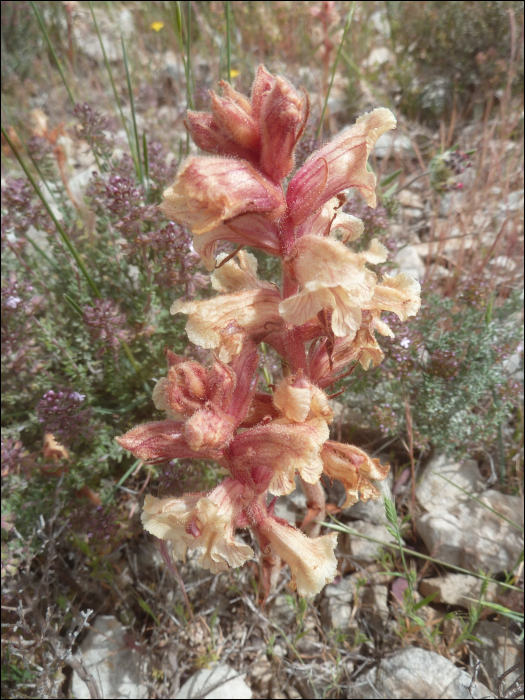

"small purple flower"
[36,389,93,447]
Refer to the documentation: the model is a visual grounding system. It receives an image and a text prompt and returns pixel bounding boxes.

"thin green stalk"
[186,1,193,104]
[171,1,194,110]
[2,124,100,298]
[26,234,61,274]
[323,517,523,593]
[30,0,76,106]
[316,1,356,142]
[1,100,65,215]
[121,37,143,186]
[142,132,150,196]
[433,472,523,533]
[225,1,232,82]
[122,339,141,374]
[88,1,138,176]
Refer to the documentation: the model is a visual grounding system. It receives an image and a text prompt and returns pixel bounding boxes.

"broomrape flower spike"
[116,66,421,598]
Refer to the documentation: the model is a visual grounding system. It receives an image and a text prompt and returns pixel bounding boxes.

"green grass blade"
[171,1,194,111]
[322,518,523,593]
[121,36,143,185]
[2,124,101,299]
[30,0,75,106]
[88,1,137,174]
[186,2,193,106]
[316,1,356,142]
[63,293,84,317]
[26,234,61,273]
[433,472,524,533]
[142,132,149,191]
[225,1,232,82]
[462,597,524,623]
[1,100,66,215]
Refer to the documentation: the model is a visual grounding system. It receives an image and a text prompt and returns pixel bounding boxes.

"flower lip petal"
[259,516,338,597]
[160,156,285,235]
[287,108,397,226]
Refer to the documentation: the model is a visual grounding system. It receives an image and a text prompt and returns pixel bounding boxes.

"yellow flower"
[150,21,164,32]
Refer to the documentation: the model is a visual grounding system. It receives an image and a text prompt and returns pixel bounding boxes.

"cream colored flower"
[321,441,390,508]
[211,250,276,293]
[230,418,329,496]
[272,371,333,424]
[298,197,364,243]
[142,478,254,573]
[280,236,387,337]
[172,288,283,362]
[368,272,422,322]
[259,517,338,597]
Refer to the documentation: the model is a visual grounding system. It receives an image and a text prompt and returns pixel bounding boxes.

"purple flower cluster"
[36,389,93,447]
[145,222,208,296]
[83,299,129,358]
[142,140,178,199]
[1,277,36,318]
[1,275,42,364]
[69,504,122,553]
[1,178,52,246]
[1,436,32,479]
[73,103,114,162]
[343,197,395,251]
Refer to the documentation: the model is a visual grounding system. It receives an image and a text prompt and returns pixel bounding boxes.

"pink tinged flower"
[210,91,260,151]
[115,420,223,463]
[152,352,236,417]
[184,111,257,163]
[272,371,333,424]
[321,440,390,508]
[171,288,283,362]
[258,516,338,597]
[309,327,385,386]
[230,418,329,496]
[191,214,281,271]
[160,157,285,235]
[251,65,276,122]
[259,76,306,182]
[141,478,254,573]
[184,409,236,451]
[286,108,397,227]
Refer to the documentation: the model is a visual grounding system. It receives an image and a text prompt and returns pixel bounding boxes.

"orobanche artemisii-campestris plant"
[116,66,421,598]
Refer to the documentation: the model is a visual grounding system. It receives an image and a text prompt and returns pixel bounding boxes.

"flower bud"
[184,409,235,451]
[217,79,253,115]
[260,76,306,181]
[210,92,260,152]
[185,111,256,162]
[251,65,276,122]
[321,440,390,508]
[116,420,221,462]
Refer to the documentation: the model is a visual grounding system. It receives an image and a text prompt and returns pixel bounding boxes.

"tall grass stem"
[121,37,143,186]
[316,1,356,142]
[30,0,76,106]
[1,124,101,299]
[225,1,232,82]
[88,1,139,178]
